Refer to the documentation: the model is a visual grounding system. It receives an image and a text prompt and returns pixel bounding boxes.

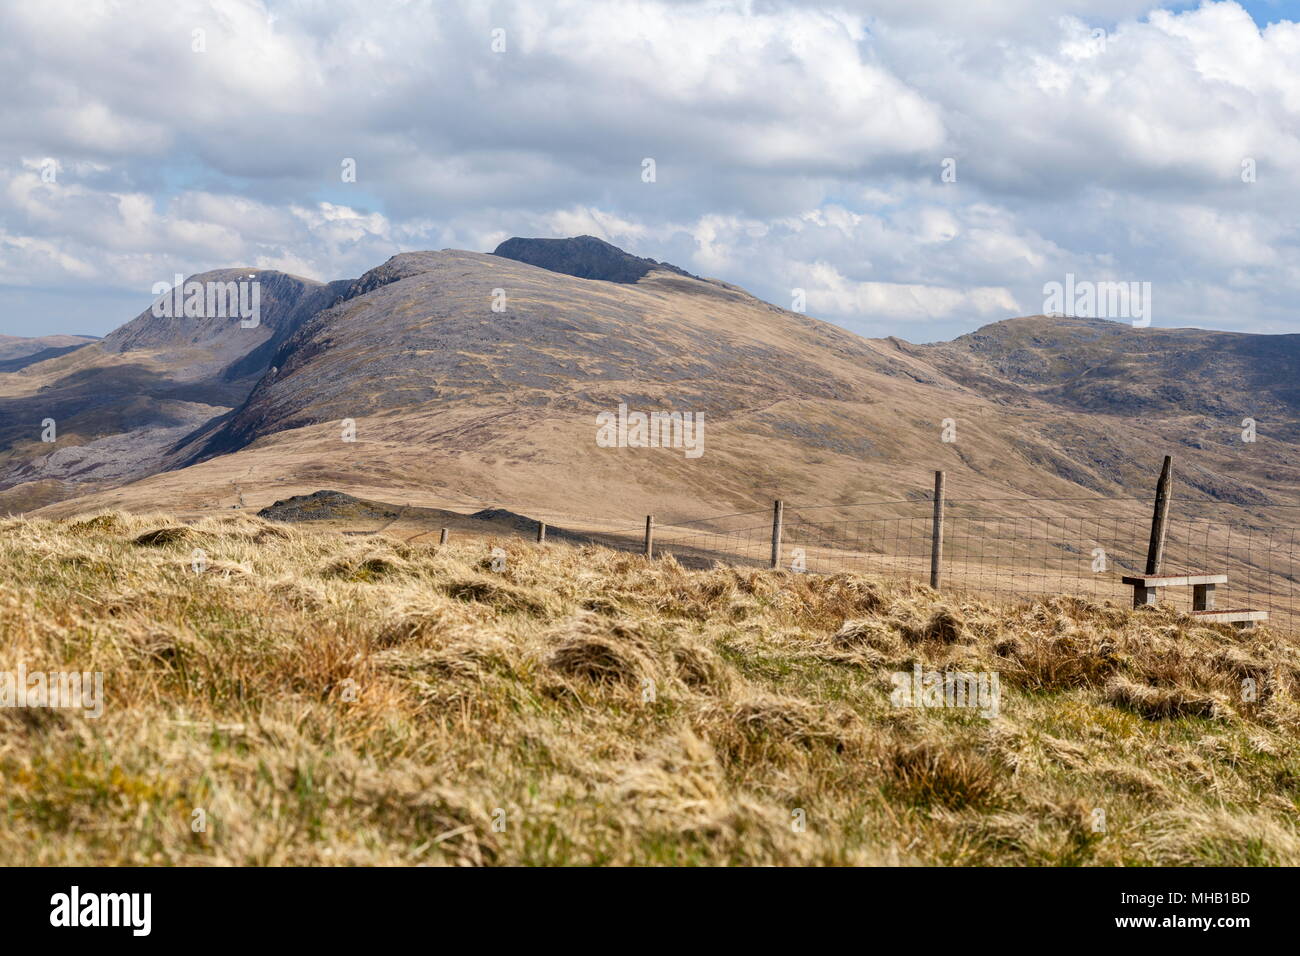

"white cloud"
[0,0,1296,340]
[805,260,1020,322]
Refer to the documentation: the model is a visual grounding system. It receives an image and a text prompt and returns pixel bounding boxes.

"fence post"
[644,515,654,559]
[537,521,547,544]
[929,470,945,590]
[439,528,449,545]
[1144,455,1173,575]
[770,499,784,569]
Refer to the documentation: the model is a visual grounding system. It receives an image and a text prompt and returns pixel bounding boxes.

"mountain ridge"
[2,238,1297,525]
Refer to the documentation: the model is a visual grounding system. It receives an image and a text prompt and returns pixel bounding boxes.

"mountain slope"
[0,334,102,377]
[149,245,1062,526]
[922,315,1300,420]
[0,270,344,510]
[187,248,921,460]
[10,240,1300,528]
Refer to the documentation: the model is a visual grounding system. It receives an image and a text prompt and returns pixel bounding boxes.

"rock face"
[0,269,347,503]
[100,269,350,384]
[492,235,694,283]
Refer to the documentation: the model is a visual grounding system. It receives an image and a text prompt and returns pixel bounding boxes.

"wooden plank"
[1121,574,1228,587]
[1144,455,1173,575]
[930,470,945,589]
[769,500,783,570]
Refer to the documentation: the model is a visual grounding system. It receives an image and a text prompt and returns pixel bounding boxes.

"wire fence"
[532,488,1300,635]
[369,468,1300,635]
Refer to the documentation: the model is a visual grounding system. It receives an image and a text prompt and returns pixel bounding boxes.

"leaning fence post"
[537,521,547,544]
[1144,455,1173,575]
[644,515,654,559]
[770,499,784,569]
[929,470,945,589]
[439,528,449,545]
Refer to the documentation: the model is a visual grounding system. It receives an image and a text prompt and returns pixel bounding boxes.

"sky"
[1,0,1298,342]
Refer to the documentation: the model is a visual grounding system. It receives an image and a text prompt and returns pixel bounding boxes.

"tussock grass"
[1,511,1299,865]
[1103,676,1222,721]
[887,740,1005,810]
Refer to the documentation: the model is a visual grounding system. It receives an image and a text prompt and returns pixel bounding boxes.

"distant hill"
[920,315,1300,419]
[0,334,98,372]
[5,240,1299,525]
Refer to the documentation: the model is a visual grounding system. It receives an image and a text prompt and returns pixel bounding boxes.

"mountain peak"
[491,235,693,284]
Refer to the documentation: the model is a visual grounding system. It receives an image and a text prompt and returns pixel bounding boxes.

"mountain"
[140,246,964,522]
[921,315,1300,420]
[4,239,1299,527]
[0,334,99,372]
[0,270,346,510]
[183,248,905,462]
[913,316,1300,503]
[97,269,348,382]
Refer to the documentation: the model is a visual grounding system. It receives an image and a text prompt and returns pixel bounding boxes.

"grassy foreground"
[2,511,1299,866]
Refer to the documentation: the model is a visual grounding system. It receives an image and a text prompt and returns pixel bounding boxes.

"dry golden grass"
[2,511,1299,866]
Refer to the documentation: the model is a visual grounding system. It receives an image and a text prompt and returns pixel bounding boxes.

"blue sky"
[1215,0,1300,24]
[1,0,1298,342]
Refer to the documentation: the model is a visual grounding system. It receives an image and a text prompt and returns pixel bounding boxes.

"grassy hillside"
[2,513,1299,865]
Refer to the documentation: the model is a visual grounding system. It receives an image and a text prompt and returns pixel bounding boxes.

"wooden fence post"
[930,470,945,590]
[770,499,784,569]
[1144,455,1173,575]
[439,528,449,545]
[537,521,547,544]
[644,515,654,559]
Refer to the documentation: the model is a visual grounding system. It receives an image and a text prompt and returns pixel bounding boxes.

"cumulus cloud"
[0,0,1296,340]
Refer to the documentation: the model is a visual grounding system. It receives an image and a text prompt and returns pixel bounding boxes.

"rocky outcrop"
[493,235,694,283]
